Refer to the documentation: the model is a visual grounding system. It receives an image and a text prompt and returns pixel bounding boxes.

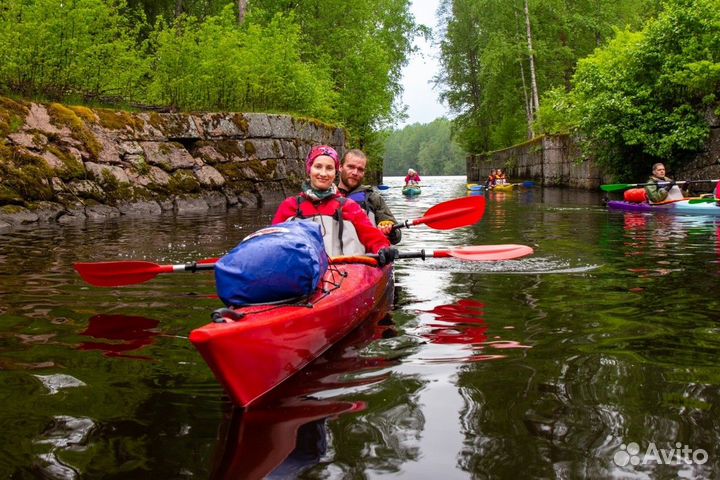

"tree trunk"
[237,0,248,24]
[515,9,534,139]
[524,0,540,127]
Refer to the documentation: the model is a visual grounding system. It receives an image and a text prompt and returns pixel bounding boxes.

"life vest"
[346,189,377,225]
[293,195,365,257]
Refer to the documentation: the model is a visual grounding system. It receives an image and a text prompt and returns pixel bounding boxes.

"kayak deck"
[189,263,394,407]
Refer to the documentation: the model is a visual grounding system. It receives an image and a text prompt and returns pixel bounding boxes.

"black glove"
[376,247,399,267]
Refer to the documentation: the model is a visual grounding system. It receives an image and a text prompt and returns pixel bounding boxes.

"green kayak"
[402,185,421,196]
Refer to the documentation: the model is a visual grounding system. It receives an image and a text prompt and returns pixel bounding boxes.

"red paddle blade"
[413,196,486,230]
[74,261,170,287]
[436,244,534,261]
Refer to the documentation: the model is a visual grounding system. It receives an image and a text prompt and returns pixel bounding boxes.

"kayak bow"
[189,263,394,407]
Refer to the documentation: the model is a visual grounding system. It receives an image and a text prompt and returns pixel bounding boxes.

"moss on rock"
[69,105,98,123]
[232,113,249,134]
[47,145,85,180]
[95,108,145,131]
[215,140,244,159]
[244,141,256,156]
[48,103,103,159]
[0,97,29,137]
[168,170,201,194]
[0,145,54,202]
[215,162,245,181]
[247,159,277,180]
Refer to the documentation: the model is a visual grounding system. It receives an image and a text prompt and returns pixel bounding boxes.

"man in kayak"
[338,149,402,245]
[645,163,684,203]
[273,145,396,265]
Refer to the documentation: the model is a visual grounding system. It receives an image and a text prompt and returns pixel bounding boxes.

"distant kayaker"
[645,163,684,203]
[485,169,497,188]
[495,169,507,185]
[273,145,396,265]
[405,168,421,186]
[338,149,402,245]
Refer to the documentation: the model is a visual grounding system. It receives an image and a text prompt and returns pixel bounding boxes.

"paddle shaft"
[75,243,533,287]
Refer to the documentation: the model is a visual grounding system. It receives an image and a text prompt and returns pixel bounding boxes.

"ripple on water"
[397,256,600,274]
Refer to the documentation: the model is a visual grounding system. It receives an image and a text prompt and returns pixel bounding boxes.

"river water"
[1,176,719,479]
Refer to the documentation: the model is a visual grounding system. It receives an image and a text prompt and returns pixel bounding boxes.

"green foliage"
[230,0,422,162]
[0,0,149,100]
[437,0,649,153]
[383,118,467,175]
[145,6,337,117]
[547,0,720,178]
[534,86,579,134]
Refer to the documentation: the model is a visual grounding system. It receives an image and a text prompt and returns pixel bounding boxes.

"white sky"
[398,0,450,127]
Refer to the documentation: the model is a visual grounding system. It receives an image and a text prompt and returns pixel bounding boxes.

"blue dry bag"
[215,221,329,307]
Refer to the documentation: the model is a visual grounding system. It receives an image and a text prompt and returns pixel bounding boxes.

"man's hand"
[377,220,395,236]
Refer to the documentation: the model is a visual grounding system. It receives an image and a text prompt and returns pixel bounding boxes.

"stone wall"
[467,108,720,188]
[0,97,346,230]
[467,135,608,188]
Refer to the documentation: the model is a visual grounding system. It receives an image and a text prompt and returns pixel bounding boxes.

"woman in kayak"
[273,145,395,263]
[645,163,684,203]
[405,168,421,186]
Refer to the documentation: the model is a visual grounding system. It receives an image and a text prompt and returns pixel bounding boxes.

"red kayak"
[189,261,394,408]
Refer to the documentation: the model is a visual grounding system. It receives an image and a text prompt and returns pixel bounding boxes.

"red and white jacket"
[272,194,390,257]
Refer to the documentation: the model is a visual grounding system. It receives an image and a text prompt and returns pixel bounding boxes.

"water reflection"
[211,399,364,480]
[209,312,402,479]
[410,299,532,363]
[5,177,720,477]
[34,415,95,479]
[77,314,160,359]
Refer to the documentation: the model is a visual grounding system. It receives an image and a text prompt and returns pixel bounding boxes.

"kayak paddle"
[329,245,535,264]
[687,198,718,204]
[400,244,533,261]
[601,179,720,192]
[393,196,486,231]
[74,243,531,288]
[74,258,218,287]
[377,184,427,190]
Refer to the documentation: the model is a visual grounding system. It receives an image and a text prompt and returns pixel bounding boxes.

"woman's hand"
[376,247,399,266]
